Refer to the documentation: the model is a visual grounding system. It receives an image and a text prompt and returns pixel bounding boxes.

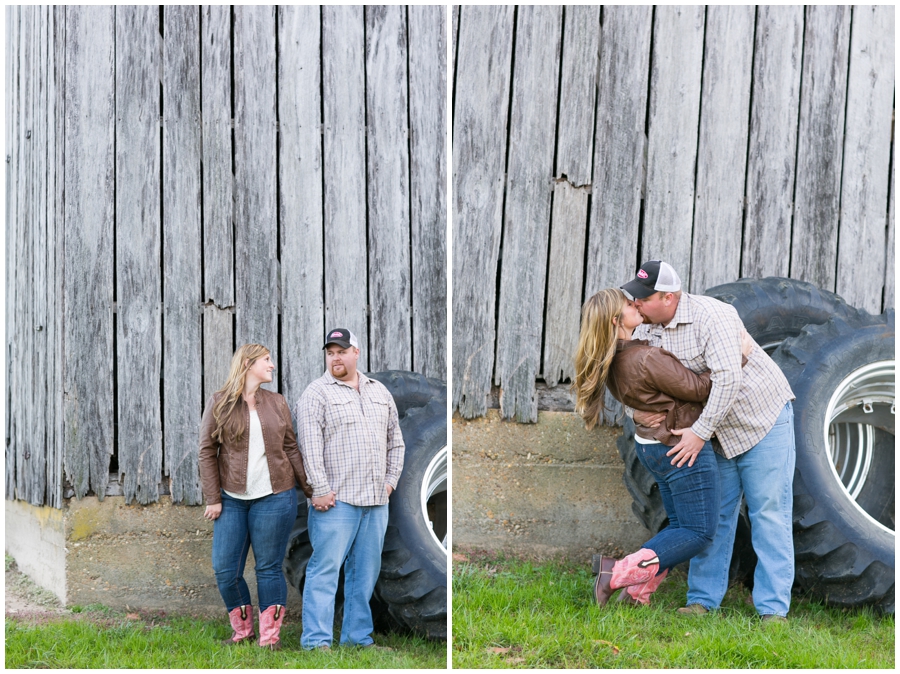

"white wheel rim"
[421,446,448,551]
[823,360,895,535]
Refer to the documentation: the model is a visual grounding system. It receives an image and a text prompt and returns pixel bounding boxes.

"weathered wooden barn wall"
[452,5,895,422]
[6,5,447,508]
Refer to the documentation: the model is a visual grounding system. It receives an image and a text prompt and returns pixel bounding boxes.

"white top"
[224,411,274,500]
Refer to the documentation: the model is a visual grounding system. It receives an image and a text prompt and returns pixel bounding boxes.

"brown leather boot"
[593,556,619,606]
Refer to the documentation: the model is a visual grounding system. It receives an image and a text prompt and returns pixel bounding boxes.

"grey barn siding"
[6,5,447,508]
[452,5,895,422]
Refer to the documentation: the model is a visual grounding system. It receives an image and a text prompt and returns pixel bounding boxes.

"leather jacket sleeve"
[643,348,713,403]
[198,394,223,505]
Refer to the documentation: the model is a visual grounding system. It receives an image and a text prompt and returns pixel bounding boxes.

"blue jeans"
[635,439,720,572]
[301,501,389,648]
[212,488,296,612]
[687,402,796,616]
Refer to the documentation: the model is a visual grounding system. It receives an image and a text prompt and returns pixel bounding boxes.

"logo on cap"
[330,331,342,338]
[637,269,649,279]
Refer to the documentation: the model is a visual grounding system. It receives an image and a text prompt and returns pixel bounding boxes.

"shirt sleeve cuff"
[690,420,714,442]
[311,484,331,498]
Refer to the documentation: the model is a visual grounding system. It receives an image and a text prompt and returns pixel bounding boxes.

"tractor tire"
[704,276,856,354]
[374,397,447,639]
[772,310,894,612]
[283,371,448,638]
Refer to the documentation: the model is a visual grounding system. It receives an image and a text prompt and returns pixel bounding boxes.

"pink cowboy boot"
[618,568,669,605]
[594,548,661,606]
[258,604,285,650]
[223,604,255,645]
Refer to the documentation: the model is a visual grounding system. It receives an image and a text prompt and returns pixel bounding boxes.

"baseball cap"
[323,328,359,350]
[620,261,682,300]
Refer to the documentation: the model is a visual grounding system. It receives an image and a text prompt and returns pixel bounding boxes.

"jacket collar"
[617,338,649,352]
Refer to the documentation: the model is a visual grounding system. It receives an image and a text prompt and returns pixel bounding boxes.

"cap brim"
[323,340,352,349]
[620,279,657,299]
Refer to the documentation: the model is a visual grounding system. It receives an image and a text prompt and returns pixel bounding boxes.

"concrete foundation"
[6,496,300,615]
[452,410,651,560]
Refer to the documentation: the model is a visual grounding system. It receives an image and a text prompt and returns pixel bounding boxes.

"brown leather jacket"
[199,388,312,505]
[607,339,714,446]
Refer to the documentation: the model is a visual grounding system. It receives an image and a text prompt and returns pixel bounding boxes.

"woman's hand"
[204,503,223,521]
[311,492,336,512]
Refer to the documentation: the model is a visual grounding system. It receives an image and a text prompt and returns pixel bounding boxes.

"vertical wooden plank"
[116,5,162,504]
[554,5,599,188]
[49,5,66,508]
[642,6,705,288]
[5,5,20,499]
[366,6,411,372]
[885,142,895,311]
[543,4,600,389]
[164,6,203,505]
[585,6,652,295]
[64,5,115,500]
[30,6,49,505]
[200,5,234,399]
[322,6,368,363]
[741,6,803,279]
[451,5,459,111]
[279,5,324,406]
[791,6,850,292]
[495,6,562,422]
[409,5,447,380]
[690,5,754,292]
[451,5,514,417]
[17,6,34,502]
[835,5,894,313]
[234,6,278,378]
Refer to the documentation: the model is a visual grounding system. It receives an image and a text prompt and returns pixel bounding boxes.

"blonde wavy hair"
[573,289,627,430]
[211,343,270,443]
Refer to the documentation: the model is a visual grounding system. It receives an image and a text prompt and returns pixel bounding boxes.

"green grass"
[452,555,894,669]
[5,607,446,669]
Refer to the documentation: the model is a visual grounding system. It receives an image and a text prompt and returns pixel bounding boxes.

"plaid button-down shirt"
[294,370,404,506]
[633,293,794,459]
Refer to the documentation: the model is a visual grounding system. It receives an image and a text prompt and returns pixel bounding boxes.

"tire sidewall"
[782,322,894,561]
[389,402,447,584]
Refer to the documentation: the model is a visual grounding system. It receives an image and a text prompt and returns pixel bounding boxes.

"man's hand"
[740,328,756,357]
[385,484,394,497]
[633,410,666,428]
[312,491,336,512]
[204,503,222,521]
[666,428,706,467]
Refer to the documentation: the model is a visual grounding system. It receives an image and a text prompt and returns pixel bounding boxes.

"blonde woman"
[574,289,750,607]
[199,344,312,650]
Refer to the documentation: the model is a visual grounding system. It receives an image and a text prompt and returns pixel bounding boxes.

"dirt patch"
[5,557,71,624]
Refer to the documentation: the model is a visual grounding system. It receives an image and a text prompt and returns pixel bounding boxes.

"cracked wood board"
[495,5,562,422]
[278,5,324,405]
[409,5,447,380]
[585,5,651,296]
[200,5,234,397]
[323,5,368,362]
[690,5,754,293]
[63,6,115,500]
[741,6,802,279]
[790,5,850,293]
[366,5,412,372]
[543,5,600,389]
[641,5,704,290]
[451,5,514,418]
[234,6,278,371]
[163,6,203,505]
